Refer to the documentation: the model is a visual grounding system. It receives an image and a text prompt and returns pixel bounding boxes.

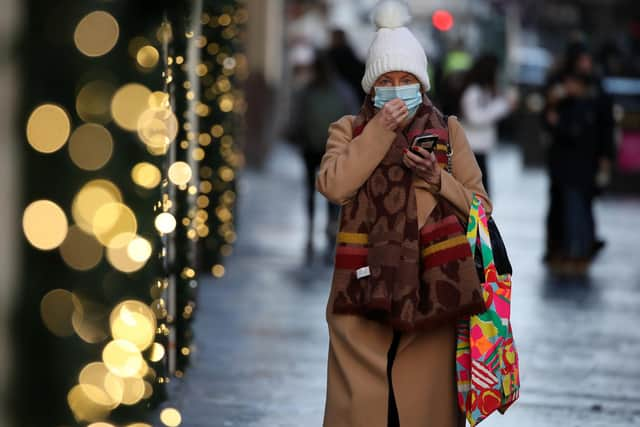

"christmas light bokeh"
[14,0,245,425]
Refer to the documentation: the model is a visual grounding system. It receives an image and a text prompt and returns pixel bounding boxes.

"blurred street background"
[1,0,640,426]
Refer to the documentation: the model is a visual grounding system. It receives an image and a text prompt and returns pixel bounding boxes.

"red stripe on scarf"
[423,244,472,269]
[335,246,368,269]
[420,216,462,243]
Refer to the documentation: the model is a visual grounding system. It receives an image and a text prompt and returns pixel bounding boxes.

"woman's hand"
[373,98,408,131]
[402,147,442,190]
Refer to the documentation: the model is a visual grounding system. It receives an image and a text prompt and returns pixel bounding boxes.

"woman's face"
[371,71,420,94]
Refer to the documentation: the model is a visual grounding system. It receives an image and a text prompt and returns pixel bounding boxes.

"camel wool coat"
[316,114,492,427]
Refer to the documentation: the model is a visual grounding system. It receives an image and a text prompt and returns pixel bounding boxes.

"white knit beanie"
[361,0,430,94]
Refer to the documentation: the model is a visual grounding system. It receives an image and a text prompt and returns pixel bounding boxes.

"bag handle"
[466,195,499,284]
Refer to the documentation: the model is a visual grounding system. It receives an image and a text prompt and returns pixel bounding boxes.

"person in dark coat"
[288,49,359,264]
[327,28,367,105]
[542,41,615,275]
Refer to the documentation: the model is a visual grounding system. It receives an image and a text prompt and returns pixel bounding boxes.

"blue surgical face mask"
[373,83,423,118]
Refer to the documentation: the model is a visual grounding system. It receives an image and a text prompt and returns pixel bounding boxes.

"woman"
[460,54,518,195]
[315,1,491,426]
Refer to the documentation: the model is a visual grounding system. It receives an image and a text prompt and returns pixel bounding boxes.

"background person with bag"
[315,1,497,425]
[460,54,519,195]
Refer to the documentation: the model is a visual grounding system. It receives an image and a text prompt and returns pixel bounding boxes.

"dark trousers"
[545,183,596,260]
[562,188,594,259]
[474,153,490,195]
[387,331,402,426]
[303,150,340,248]
[545,183,564,259]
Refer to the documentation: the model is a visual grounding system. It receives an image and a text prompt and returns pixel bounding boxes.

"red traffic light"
[432,10,454,32]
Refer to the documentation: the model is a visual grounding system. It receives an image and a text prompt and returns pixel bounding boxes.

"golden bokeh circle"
[198,133,212,146]
[40,289,75,337]
[212,264,225,278]
[74,11,119,57]
[131,162,162,189]
[68,123,113,171]
[79,362,123,408]
[92,203,137,248]
[149,342,166,362]
[219,166,235,182]
[127,236,152,263]
[154,213,177,234]
[76,80,116,124]
[211,124,224,137]
[23,200,68,250]
[148,91,170,109]
[160,408,182,427]
[120,376,146,405]
[26,104,71,153]
[142,381,153,399]
[168,161,192,186]
[102,339,145,378]
[137,107,178,151]
[72,179,122,234]
[192,147,205,161]
[111,83,152,131]
[109,300,157,351]
[128,36,149,58]
[136,45,160,68]
[68,384,113,423]
[59,225,104,271]
[219,95,234,112]
[106,242,147,273]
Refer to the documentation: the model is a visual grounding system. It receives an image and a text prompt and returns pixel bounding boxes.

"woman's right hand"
[373,98,408,131]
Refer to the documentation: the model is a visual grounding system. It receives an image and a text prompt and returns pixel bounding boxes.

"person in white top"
[460,54,518,194]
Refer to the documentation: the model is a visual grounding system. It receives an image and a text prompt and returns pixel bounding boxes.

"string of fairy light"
[21,1,244,425]
[200,2,247,281]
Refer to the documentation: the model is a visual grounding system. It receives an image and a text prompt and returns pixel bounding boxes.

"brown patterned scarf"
[331,97,485,332]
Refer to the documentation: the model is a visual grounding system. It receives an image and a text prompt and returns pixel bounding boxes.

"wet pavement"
[161,142,640,427]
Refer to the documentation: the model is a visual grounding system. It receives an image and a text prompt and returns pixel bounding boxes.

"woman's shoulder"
[337,114,357,125]
[325,115,358,144]
[446,115,466,146]
[330,115,357,133]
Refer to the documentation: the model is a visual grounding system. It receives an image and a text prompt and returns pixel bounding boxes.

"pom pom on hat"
[372,0,412,29]
[361,1,431,94]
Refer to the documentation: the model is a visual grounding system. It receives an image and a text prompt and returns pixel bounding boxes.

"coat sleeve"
[415,116,492,218]
[316,115,397,205]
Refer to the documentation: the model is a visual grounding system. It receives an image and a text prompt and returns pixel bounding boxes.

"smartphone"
[410,134,439,156]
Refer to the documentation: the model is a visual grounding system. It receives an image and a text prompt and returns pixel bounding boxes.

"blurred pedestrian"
[460,54,519,195]
[327,28,367,105]
[435,39,472,116]
[542,41,615,276]
[316,1,491,425]
[287,48,359,265]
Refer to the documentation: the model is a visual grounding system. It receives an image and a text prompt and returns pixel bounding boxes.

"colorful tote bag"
[455,196,520,426]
